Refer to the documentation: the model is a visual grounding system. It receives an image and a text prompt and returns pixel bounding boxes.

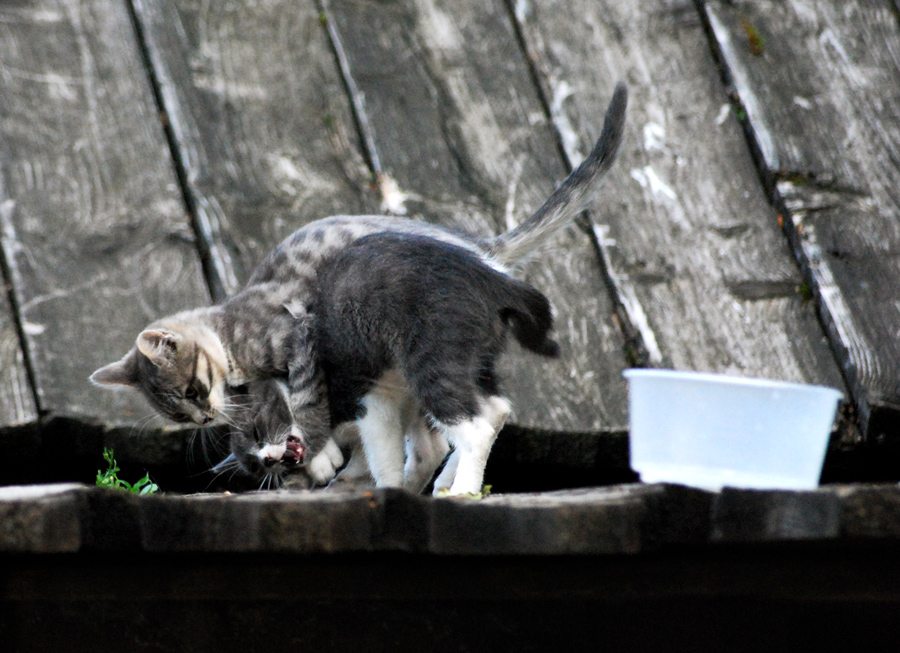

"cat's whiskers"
[185,426,204,468]
[270,424,292,446]
[221,409,253,428]
[204,457,243,490]
[188,426,230,469]
[223,390,274,421]
[127,414,154,439]
[231,389,266,403]
[205,426,231,454]
[212,404,243,430]
[127,410,171,441]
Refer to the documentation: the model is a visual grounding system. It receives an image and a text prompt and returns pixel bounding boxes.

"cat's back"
[317,232,510,308]
[246,216,486,287]
[315,232,551,347]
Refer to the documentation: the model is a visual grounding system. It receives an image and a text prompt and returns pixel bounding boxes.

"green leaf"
[140,482,160,495]
[95,448,160,494]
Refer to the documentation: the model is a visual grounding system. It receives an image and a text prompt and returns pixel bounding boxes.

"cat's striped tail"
[489,81,627,265]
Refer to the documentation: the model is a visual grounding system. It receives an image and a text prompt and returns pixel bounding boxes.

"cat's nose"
[201,415,214,425]
[258,443,287,463]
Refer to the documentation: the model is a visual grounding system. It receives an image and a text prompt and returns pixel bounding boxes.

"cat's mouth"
[281,435,306,465]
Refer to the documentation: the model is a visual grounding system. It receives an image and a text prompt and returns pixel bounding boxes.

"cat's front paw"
[434,484,492,500]
[307,440,345,485]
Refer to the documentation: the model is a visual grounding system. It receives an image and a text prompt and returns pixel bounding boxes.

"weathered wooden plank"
[320,0,630,431]
[700,0,900,437]
[131,0,378,297]
[0,0,209,433]
[0,278,36,431]
[513,0,844,392]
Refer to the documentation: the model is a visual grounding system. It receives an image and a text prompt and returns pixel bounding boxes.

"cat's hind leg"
[431,447,460,495]
[355,375,409,488]
[403,418,450,494]
[331,437,374,488]
[434,395,511,496]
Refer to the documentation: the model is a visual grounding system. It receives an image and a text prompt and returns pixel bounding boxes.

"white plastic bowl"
[624,369,843,491]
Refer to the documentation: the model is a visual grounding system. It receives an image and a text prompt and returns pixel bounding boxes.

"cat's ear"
[90,350,139,388]
[136,328,182,369]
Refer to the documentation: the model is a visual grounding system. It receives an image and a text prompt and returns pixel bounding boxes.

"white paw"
[323,439,344,467]
[307,449,339,485]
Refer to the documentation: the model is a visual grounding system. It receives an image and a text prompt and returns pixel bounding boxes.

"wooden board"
[0,279,36,432]
[513,0,844,391]
[320,0,630,431]
[131,0,379,298]
[700,0,900,437]
[0,0,209,430]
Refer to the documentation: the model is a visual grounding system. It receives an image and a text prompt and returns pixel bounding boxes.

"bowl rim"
[623,368,843,398]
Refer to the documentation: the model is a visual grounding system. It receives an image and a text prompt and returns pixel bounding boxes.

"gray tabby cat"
[222,228,561,497]
[90,82,627,488]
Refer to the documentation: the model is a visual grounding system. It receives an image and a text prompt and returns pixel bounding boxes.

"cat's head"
[90,315,230,426]
[216,381,309,489]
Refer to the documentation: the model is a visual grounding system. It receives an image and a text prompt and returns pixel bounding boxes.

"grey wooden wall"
[0,0,897,478]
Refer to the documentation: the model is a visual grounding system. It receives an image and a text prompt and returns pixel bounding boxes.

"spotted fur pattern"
[90,84,627,487]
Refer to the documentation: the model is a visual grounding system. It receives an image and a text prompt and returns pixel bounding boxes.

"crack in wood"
[127,0,233,301]
[725,279,799,301]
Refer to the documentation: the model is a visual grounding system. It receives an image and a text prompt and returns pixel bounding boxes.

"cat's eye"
[186,380,209,403]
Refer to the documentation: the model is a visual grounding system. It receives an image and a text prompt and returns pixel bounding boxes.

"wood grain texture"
[131,0,379,297]
[0,279,36,431]
[0,0,209,428]
[321,0,630,431]
[513,0,844,390]
[701,0,900,434]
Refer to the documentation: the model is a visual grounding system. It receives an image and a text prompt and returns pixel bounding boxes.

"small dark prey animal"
[89,83,627,487]
[309,232,560,496]
[210,380,336,490]
[218,378,449,492]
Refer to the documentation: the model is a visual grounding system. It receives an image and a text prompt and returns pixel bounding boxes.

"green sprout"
[95,448,159,494]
